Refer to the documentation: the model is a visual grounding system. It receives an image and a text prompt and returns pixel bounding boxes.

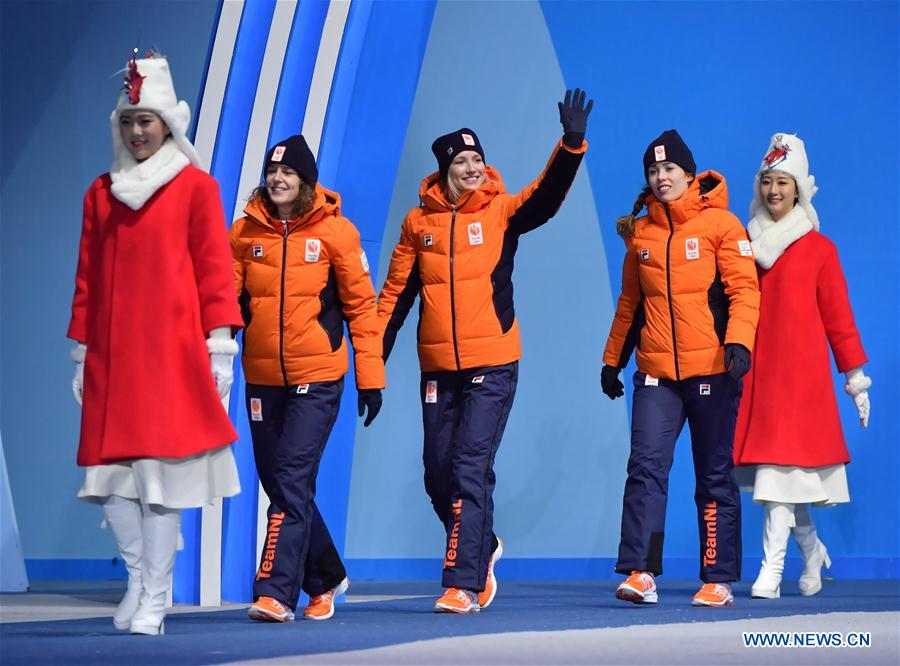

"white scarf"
[747,204,814,270]
[110,139,190,210]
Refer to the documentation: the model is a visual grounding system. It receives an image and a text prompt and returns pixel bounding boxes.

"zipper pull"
[282,220,288,237]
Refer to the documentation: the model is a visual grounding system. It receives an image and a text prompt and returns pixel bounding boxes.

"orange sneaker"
[477,537,504,609]
[615,570,658,604]
[433,587,479,614]
[248,596,295,622]
[692,582,734,607]
[303,578,349,621]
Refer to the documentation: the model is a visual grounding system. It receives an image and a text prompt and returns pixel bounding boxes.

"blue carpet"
[2,580,898,665]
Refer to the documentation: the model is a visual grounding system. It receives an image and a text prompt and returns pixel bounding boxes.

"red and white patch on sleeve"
[738,240,753,257]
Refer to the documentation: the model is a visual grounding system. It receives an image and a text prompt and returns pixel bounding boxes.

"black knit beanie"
[643,129,696,181]
[265,135,317,185]
[431,128,485,178]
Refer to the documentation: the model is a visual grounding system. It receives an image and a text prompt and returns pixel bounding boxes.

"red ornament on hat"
[124,53,144,105]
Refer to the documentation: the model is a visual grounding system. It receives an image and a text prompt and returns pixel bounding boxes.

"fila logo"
[685,237,700,260]
[699,383,711,396]
[271,146,286,162]
[425,380,438,404]
[296,384,310,394]
[305,238,321,262]
[252,244,264,258]
[472,375,485,384]
[250,398,263,421]
[461,133,475,146]
[640,248,650,261]
[654,145,666,161]
[423,234,433,247]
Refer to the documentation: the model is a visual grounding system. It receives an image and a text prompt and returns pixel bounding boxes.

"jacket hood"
[419,165,506,213]
[244,183,342,230]
[646,169,729,226]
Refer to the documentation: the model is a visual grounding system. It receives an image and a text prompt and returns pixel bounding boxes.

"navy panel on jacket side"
[490,227,519,334]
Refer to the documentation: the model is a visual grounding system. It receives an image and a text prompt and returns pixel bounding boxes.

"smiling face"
[759,171,797,222]
[265,164,304,218]
[647,161,694,203]
[446,150,486,201]
[119,109,170,161]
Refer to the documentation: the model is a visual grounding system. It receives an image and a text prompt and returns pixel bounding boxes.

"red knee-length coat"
[733,231,866,467]
[68,167,243,466]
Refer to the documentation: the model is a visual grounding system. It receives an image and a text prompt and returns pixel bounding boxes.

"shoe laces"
[629,571,654,588]
[702,583,730,597]
[309,591,334,606]
[447,587,475,604]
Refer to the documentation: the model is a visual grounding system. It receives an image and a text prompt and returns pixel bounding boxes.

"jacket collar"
[646,170,729,227]
[243,183,341,231]
[109,139,190,210]
[419,165,505,213]
[747,204,813,270]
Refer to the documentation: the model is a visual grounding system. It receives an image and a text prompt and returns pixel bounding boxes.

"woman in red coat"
[733,133,871,599]
[67,51,243,634]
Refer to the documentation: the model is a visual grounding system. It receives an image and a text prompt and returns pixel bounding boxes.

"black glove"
[558,88,593,148]
[357,389,383,427]
[724,344,751,381]
[600,365,624,400]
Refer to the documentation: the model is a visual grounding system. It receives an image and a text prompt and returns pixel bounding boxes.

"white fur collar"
[110,139,190,210]
[747,205,813,270]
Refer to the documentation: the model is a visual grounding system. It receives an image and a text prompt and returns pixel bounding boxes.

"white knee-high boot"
[751,502,794,599]
[130,505,181,636]
[792,503,831,596]
[101,495,144,630]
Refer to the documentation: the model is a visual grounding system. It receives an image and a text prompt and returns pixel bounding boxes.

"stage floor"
[2,580,898,665]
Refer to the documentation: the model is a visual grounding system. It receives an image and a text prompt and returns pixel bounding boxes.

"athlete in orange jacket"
[601,130,759,609]
[378,90,592,614]
[231,135,384,623]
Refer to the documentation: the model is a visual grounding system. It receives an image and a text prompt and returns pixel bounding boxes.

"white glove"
[71,343,86,406]
[844,367,872,429]
[207,327,239,399]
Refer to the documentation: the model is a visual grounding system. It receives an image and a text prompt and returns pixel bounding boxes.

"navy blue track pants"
[421,362,517,591]
[247,381,347,610]
[616,371,742,582]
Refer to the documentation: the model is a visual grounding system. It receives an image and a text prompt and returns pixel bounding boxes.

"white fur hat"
[749,132,819,230]
[110,54,202,168]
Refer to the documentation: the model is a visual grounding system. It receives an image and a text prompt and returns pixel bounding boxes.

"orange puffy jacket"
[603,171,760,381]
[378,140,586,372]
[230,186,385,389]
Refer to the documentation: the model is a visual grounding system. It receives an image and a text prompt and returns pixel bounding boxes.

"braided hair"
[616,186,652,237]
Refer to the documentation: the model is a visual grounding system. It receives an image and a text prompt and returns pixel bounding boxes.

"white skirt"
[737,463,849,506]
[78,445,241,509]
